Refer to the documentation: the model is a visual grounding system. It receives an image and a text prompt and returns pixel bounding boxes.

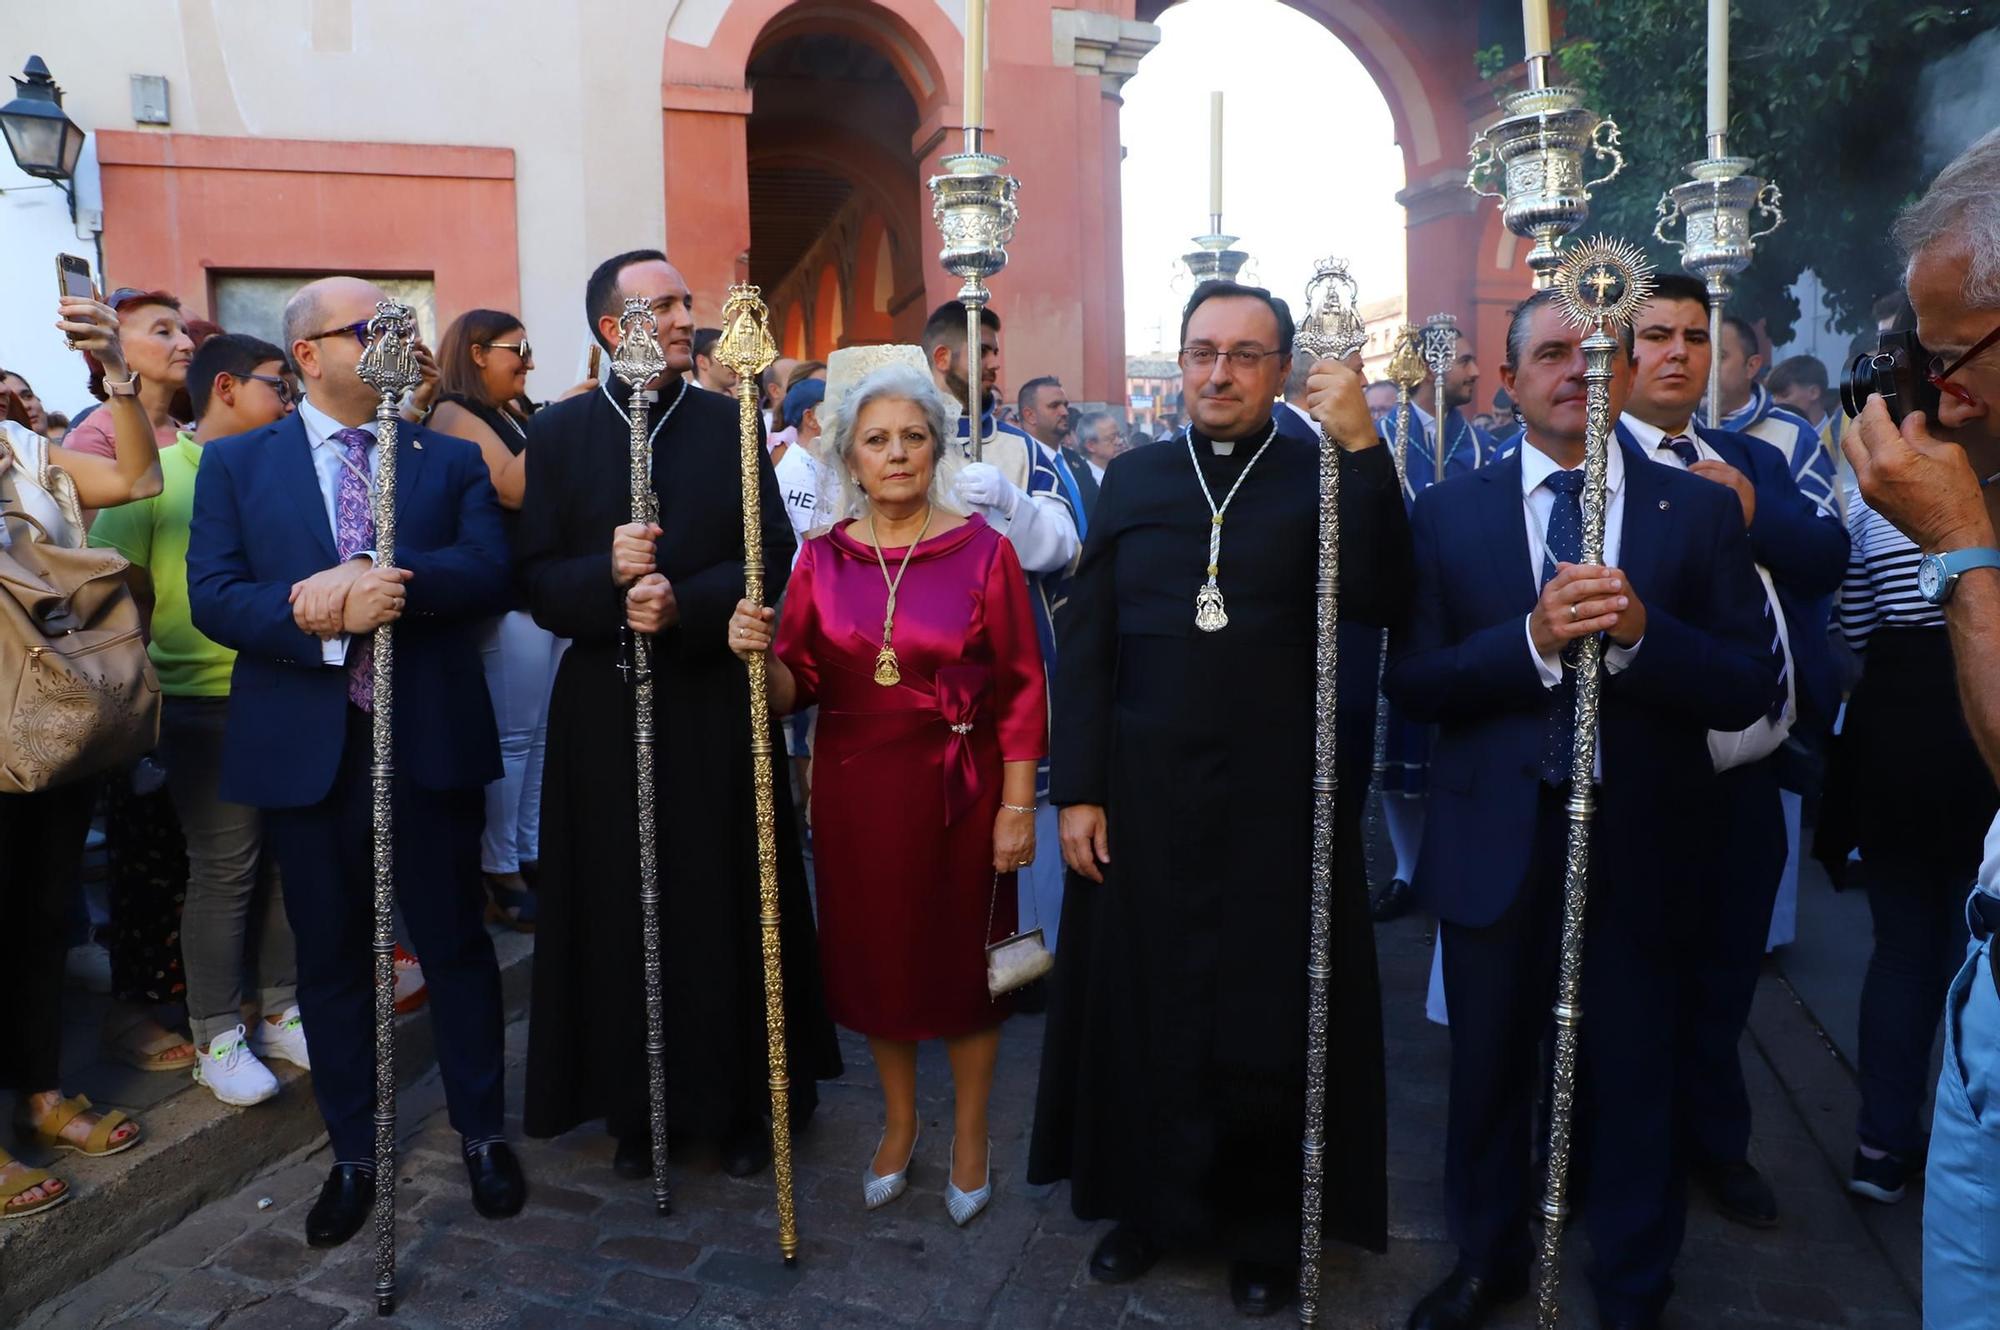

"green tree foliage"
[1530,1,1988,342]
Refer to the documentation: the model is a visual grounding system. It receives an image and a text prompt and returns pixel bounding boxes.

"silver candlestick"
[1184,216,1251,283]
[1291,256,1368,1328]
[1654,150,1784,427]
[1468,69,1626,289]
[928,129,1019,462]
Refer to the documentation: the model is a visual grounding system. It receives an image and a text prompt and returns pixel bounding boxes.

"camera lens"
[1839,351,1883,420]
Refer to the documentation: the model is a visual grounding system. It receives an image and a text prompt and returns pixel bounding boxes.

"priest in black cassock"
[514,250,841,1180]
[1029,280,1412,1318]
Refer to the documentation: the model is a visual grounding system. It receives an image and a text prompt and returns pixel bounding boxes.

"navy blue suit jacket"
[1617,420,1849,730]
[187,412,511,809]
[1383,440,1779,932]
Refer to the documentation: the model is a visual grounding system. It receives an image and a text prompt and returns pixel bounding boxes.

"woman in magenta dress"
[729,363,1045,1228]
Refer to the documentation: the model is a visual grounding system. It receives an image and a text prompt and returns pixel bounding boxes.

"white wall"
[0,136,105,417]
[0,0,681,401]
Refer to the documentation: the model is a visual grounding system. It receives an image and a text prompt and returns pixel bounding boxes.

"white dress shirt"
[1517,436,1640,686]
[1086,457,1105,485]
[1621,412,1796,768]
[297,397,380,665]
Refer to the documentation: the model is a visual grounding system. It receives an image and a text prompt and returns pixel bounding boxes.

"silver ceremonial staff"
[1535,238,1655,1330]
[1291,257,1368,1328]
[1420,314,1464,473]
[713,283,802,1268]
[611,297,674,1218]
[353,299,423,1318]
[1366,329,1426,883]
[928,123,1019,462]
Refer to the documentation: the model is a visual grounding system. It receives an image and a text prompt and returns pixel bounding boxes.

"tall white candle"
[1707,0,1728,140]
[1522,0,1551,57]
[1210,91,1224,218]
[965,0,987,129]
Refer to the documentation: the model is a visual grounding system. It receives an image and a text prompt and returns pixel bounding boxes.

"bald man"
[188,276,524,1250]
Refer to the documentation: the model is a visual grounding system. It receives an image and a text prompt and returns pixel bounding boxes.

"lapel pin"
[1658,499,1670,510]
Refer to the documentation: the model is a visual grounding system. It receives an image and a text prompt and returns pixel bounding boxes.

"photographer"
[1841,127,2000,1323]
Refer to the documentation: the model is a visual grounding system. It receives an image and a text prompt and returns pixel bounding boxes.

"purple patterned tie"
[332,427,376,712]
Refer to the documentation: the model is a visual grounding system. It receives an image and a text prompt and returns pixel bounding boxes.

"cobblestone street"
[24,909,1921,1330]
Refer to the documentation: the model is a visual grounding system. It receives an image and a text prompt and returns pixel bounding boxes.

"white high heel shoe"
[944,1135,991,1227]
[863,1127,919,1210]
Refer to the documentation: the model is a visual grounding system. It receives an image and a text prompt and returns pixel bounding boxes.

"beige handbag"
[0,504,161,794]
[986,870,1055,999]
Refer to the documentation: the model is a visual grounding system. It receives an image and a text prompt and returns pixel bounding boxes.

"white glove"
[952,461,1021,521]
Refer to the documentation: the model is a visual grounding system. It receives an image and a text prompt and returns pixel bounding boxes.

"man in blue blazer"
[1386,288,1779,1330]
[1620,274,1850,1230]
[188,277,523,1249]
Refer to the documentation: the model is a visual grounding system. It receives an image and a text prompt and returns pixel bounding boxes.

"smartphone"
[56,253,94,301]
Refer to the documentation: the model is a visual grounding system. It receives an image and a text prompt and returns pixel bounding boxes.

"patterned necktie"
[332,427,376,712]
[1662,434,1701,468]
[1538,469,1587,785]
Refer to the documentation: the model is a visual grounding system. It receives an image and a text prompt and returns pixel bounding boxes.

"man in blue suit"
[1619,274,1850,1229]
[188,276,523,1249]
[1386,288,1779,1330]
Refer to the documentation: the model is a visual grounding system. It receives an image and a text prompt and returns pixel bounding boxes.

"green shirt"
[89,433,236,697]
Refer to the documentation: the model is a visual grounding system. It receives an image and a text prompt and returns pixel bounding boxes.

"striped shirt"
[1835,493,1945,651]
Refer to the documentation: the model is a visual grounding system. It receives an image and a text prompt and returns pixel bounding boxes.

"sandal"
[16,1094,142,1159]
[104,1014,196,1072]
[0,1146,67,1220]
[482,872,538,933]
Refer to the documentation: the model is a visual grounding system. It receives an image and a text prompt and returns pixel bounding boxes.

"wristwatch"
[1917,547,2000,605]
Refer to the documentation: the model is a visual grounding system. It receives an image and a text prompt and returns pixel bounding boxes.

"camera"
[1841,330,1942,425]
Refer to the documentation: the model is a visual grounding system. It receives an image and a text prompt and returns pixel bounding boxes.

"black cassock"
[1028,418,1412,1263]
[515,381,841,1147]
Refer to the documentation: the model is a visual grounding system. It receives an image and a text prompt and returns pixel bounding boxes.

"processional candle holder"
[353,298,423,1318]
[1468,78,1626,289]
[607,297,676,1221]
[1654,153,1783,426]
[1183,225,1252,283]
[1535,236,1655,1330]
[713,282,804,1270]
[927,130,1019,462]
[1290,256,1369,1329]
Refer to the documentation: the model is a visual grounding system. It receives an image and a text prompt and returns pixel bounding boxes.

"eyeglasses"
[304,321,374,347]
[481,340,534,363]
[1179,346,1283,373]
[239,373,295,405]
[1927,321,2000,406]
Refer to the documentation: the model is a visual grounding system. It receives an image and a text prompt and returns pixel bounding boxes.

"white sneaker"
[194,1025,280,1107]
[249,1006,311,1070]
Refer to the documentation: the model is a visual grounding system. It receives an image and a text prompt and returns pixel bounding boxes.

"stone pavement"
[22,908,1921,1329]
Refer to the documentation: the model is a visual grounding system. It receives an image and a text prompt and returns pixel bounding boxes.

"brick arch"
[666,0,960,119]
[782,301,808,359]
[847,211,898,343]
[811,264,845,354]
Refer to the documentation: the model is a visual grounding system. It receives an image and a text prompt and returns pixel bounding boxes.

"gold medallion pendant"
[873,645,902,687]
[1194,584,1228,633]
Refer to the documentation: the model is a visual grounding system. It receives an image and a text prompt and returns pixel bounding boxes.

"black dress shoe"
[614,1133,654,1179]
[1697,1159,1779,1228]
[306,1163,374,1248]
[465,1140,527,1219]
[1088,1224,1161,1285]
[1371,878,1415,923]
[1406,1262,1529,1330]
[720,1121,771,1178]
[1229,1260,1297,1317]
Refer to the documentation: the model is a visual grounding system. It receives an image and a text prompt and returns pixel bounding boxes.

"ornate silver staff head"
[355,300,422,399]
[1468,85,1626,288]
[1553,235,1656,339]
[927,150,1020,308]
[1654,155,1784,301]
[1294,257,1368,362]
[1419,312,1462,380]
[611,296,668,391]
[714,283,778,384]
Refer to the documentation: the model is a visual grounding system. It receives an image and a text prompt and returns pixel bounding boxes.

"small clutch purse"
[985,869,1054,999]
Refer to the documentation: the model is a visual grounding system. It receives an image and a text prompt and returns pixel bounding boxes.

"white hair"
[820,364,966,521]
[1895,125,2000,309]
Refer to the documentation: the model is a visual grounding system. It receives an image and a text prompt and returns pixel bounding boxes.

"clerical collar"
[1188,416,1274,458]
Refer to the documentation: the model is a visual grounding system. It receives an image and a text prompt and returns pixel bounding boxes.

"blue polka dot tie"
[1539,469,1587,786]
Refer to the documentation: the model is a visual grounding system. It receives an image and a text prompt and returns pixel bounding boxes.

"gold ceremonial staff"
[610,298,674,1219]
[715,283,801,1268]
[1291,257,1368,1329]
[1534,237,1655,1329]
[353,300,424,1318]
[1366,328,1426,879]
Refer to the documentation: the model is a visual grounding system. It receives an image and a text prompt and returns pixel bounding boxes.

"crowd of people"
[2,127,1998,1328]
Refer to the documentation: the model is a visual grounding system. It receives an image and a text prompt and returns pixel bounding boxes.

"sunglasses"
[304,320,374,347]
[1928,321,2000,407]
[481,339,533,363]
